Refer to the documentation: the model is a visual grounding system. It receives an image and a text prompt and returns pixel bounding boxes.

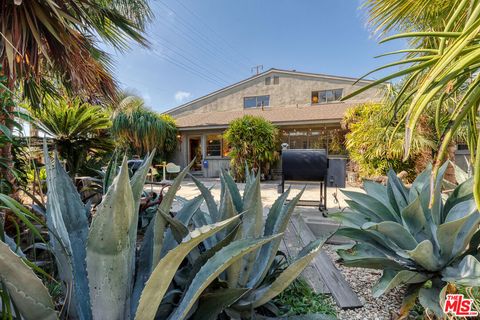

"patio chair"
[165,162,181,179]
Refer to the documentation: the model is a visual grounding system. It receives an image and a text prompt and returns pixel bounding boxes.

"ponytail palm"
[347,0,480,209]
[112,95,178,156]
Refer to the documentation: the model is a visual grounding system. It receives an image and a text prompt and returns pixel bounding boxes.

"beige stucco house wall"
[164,68,384,178]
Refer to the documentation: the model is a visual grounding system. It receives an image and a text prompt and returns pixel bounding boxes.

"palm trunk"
[444,142,457,184]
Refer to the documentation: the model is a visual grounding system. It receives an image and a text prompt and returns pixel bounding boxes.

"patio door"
[188,137,203,171]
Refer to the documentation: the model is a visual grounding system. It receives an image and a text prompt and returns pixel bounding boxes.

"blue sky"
[106,0,404,112]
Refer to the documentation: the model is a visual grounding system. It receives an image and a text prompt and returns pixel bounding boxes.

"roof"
[164,68,374,116]
[175,102,356,130]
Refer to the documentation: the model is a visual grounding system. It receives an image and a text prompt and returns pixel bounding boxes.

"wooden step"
[282,215,363,309]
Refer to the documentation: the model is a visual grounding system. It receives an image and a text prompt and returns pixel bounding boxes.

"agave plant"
[184,170,329,319]
[0,149,328,319]
[331,163,480,317]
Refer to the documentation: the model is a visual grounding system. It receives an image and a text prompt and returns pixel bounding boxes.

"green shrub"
[224,115,279,181]
[343,102,433,180]
[331,163,480,318]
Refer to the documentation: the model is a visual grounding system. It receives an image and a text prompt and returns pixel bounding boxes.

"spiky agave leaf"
[233,234,331,310]
[86,157,134,319]
[44,146,91,319]
[168,235,281,320]
[337,166,480,317]
[134,215,242,320]
[0,241,57,320]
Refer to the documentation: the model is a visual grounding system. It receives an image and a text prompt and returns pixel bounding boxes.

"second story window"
[273,76,280,85]
[244,95,270,108]
[265,77,271,85]
[311,89,343,104]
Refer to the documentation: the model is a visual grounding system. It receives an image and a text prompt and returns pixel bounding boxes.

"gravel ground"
[323,244,405,320]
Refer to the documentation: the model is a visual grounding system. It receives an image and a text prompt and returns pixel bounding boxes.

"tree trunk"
[444,142,457,184]
[0,81,16,194]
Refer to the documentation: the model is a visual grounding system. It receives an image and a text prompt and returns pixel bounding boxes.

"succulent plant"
[331,163,480,317]
[185,169,330,319]
[0,152,328,320]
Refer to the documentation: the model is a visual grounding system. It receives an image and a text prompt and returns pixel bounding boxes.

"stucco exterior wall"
[168,71,383,118]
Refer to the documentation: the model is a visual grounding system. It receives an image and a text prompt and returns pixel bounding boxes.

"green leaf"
[342,190,399,222]
[238,172,264,286]
[398,284,422,320]
[152,160,194,265]
[0,241,57,320]
[418,280,445,317]
[401,196,432,243]
[442,255,480,286]
[0,124,12,141]
[248,188,293,288]
[344,199,382,223]
[192,288,249,320]
[134,215,242,320]
[237,235,329,309]
[364,221,418,250]
[131,212,163,316]
[386,169,409,215]
[336,227,406,259]
[408,164,431,202]
[43,149,90,319]
[379,31,462,43]
[102,151,118,194]
[169,235,281,320]
[221,170,243,213]
[406,240,442,271]
[372,269,428,297]
[337,242,405,270]
[329,211,373,228]
[444,178,474,216]
[363,180,389,207]
[190,174,219,222]
[86,157,134,319]
[436,212,480,262]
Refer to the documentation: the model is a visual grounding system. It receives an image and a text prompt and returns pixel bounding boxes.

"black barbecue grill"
[281,149,328,213]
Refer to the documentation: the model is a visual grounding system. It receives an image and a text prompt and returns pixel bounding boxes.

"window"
[311,89,343,104]
[265,77,271,85]
[280,128,346,154]
[273,76,280,85]
[206,135,222,157]
[244,95,270,108]
[206,134,231,157]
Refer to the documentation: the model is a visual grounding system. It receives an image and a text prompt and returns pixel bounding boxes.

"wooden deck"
[280,214,363,310]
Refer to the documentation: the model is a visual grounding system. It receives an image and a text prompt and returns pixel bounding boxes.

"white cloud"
[174,91,191,103]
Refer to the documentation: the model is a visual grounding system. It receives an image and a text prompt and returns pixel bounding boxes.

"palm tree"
[111,95,178,157]
[347,0,480,208]
[31,96,114,177]
[0,0,152,189]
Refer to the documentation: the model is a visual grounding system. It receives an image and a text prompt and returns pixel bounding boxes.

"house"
[164,68,383,178]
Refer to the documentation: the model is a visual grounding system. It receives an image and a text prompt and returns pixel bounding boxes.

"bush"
[331,164,480,318]
[343,103,433,180]
[224,115,279,181]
